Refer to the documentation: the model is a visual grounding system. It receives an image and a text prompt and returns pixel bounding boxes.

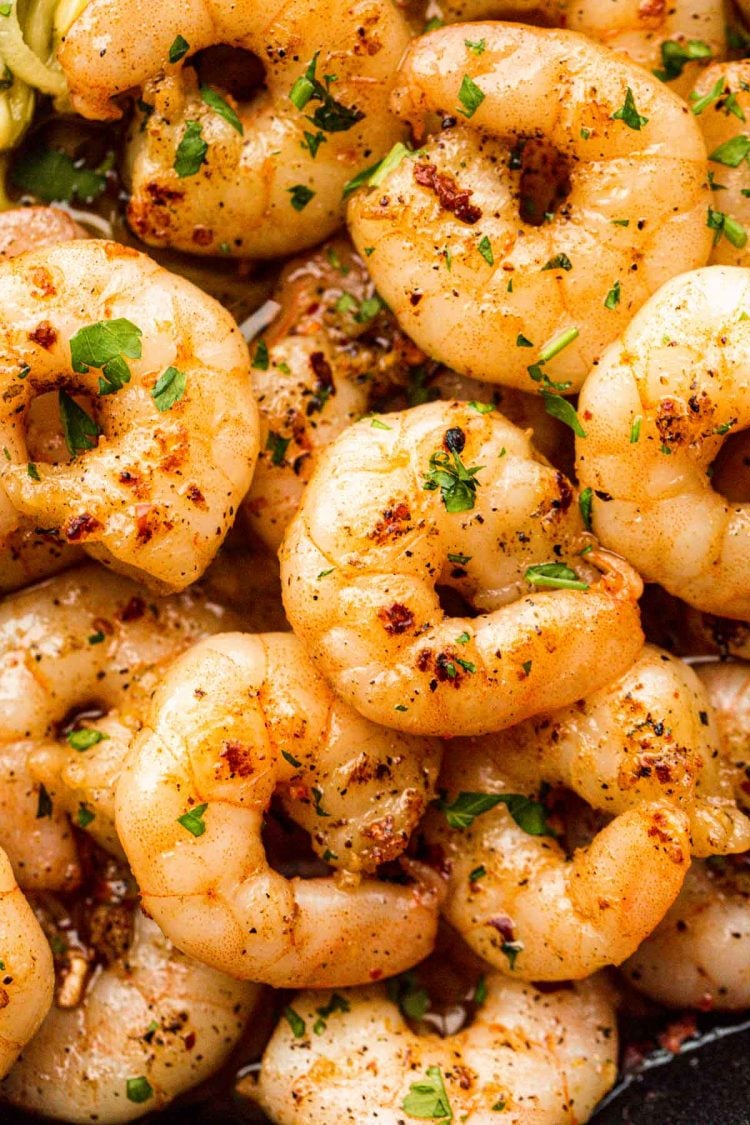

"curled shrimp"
[280,399,644,737]
[576,265,750,620]
[694,660,750,810]
[0,846,53,1079]
[0,564,240,889]
[566,0,728,98]
[58,0,411,258]
[346,23,711,393]
[115,631,441,987]
[460,644,750,857]
[254,973,618,1123]
[1,901,259,1122]
[0,239,258,593]
[691,62,750,266]
[423,741,691,979]
[244,236,572,550]
[623,854,750,1009]
[0,206,85,592]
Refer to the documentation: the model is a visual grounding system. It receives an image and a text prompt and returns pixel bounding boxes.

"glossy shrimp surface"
[0,239,258,592]
[281,399,644,737]
[347,22,711,392]
[255,973,618,1123]
[1,905,259,1122]
[0,564,238,889]
[59,0,411,258]
[0,846,53,1079]
[461,645,750,857]
[115,632,441,987]
[576,266,750,620]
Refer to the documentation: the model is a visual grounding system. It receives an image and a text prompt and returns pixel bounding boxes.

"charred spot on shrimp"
[370,501,412,544]
[513,136,573,227]
[413,161,482,225]
[378,602,415,635]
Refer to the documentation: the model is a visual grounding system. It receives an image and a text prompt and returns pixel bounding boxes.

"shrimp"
[0,206,85,592]
[456,644,750,857]
[280,399,644,738]
[0,239,259,593]
[254,973,618,1123]
[623,657,750,1008]
[576,265,750,620]
[58,0,411,258]
[1,893,259,1122]
[0,564,240,890]
[0,847,53,1079]
[691,62,750,266]
[115,631,441,987]
[346,23,711,393]
[623,855,750,1009]
[423,739,690,980]
[244,237,572,550]
[566,0,728,98]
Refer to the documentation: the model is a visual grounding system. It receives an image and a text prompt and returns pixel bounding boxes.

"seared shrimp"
[576,266,750,620]
[692,62,750,267]
[0,206,85,592]
[695,660,750,809]
[244,237,572,550]
[424,740,690,979]
[0,239,258,592]
[59,0,410,258]
[624,855,750,1009]
[255,973,617,1123]
[280,400,644,737]
[459,644,750,857]
[347,23,710,392]
[115,632,441,987]
[1,904,258,1122]
[567,0,728,98]
[0,564,239,889]
[0,847,53,1079]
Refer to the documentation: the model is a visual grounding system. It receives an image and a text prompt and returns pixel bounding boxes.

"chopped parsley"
[151,366,186,412]
[653,39,711,82]
[70,317,142,395]
[604,280,621,309]
[579,486,593,530]
[168,35,189,63]
[541,392,586,437]
[542,253,572,271]
[525,562,588,590]
[174,121,208,177]
[288,183,315,211]
[387,971,430,1019]
[201,86,243,134]
[457,74,485,118]
[177,803,208,837]
[11,143,107,203]
[438,791,504,830]
[67,728,108,751]
[58,390,101,457]
[252,339,269,371]
[27,462,39,480]
[630,414,642,443]
[465,38,486,55]
[478,235,494,265]
[266,431,291,465]
[126,1077,154,1105]
[707,206,748,248]
[402,1066,453,1120]
[76,803,95,828]
[708,134,750,167]
[289,53,364,133]
[283,1006,306,1038]
[423,439,483,513]
[611,87,648,130]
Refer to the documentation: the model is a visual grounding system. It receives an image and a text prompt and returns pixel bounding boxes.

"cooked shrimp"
[0,239,258,592]
[0,846,53,1079]
[0,207,85,592]
[566,0,728,98]
[423,740,690,979]
[0,564,239,889]
[1,904,259,1122]
[254,973,618,1123]
[459,644,750,857]
[576,266,750,620]
[623,855,750,1009]
[58,0,411,258]
[346,23,711,393]
[244,237,572,550]
[280,399,644,737]
[691,62,750,266]
[115,631,441,986]
[695,660,750,809]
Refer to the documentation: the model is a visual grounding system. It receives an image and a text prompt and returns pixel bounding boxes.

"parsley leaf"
[525,562,589,590]
[402,1066,453,1120]
[541,392,586,437]
[283,1006,306,1038]
[289,53,364,133]
[709,134,750,166]
[288,184,315,211]
[579,486,593,530]
[653,39,711,82]
[707,206,748,247]
[70,318,142,395]
[58,390,101,457]
[177,803,208,837]
[465,37,486,55]
[604,280,621,309]
[201,86,243,134]
[423,444,483,513]
[439,791,505,830]
[151,366,186,412]
[67,728,108,751]
[168,35,189,63]
[478,235,494,265]
[76,803,95,828]
[458,74,485,118]
[11,143,107,204]
[542,253,572,271]
[611,86,648,130]
[174,120,208,177]
[266,431,291,465]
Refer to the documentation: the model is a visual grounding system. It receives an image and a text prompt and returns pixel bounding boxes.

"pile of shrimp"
[2,0,750,1122]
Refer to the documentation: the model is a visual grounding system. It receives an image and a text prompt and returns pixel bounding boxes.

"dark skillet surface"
[4,1016,750,1125]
